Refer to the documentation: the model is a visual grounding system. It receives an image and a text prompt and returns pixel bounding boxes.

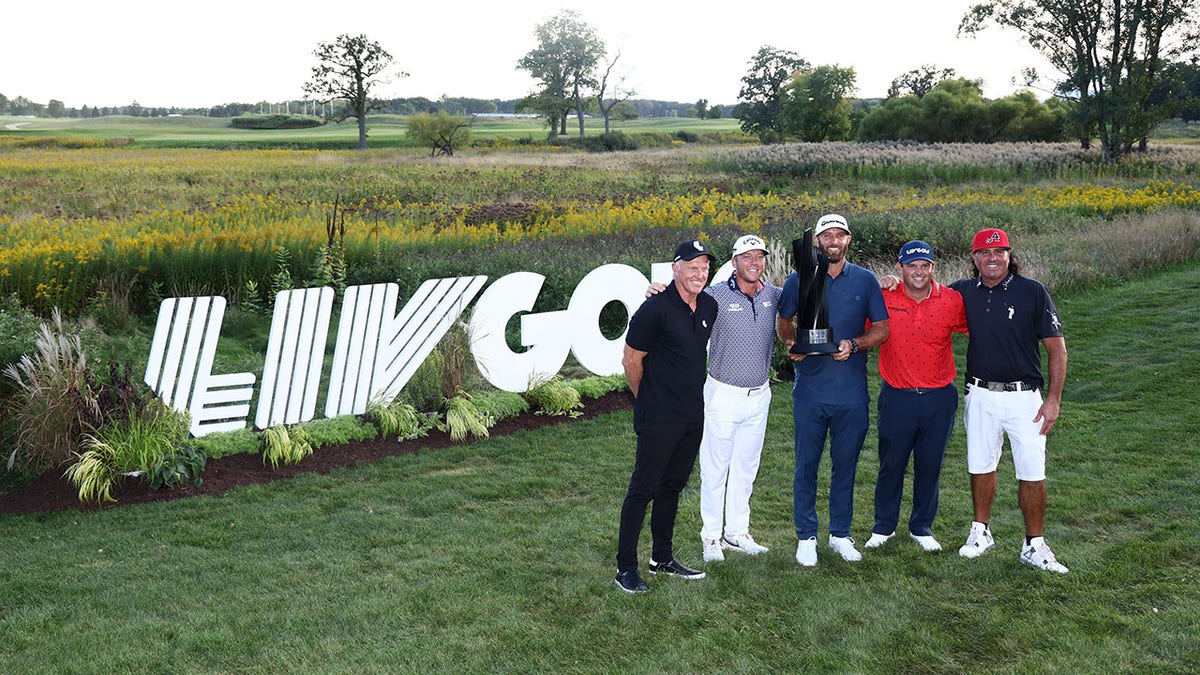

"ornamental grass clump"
[63,399,192,503]
[260,425,314,470]
[525,375,583,417]
[366,397,438,441]
[441,391,491,441]
[3,309,92,472]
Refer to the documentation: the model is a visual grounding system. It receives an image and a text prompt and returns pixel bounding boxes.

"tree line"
[0,93,723,123]
[9,2,1199,161]
[738,1,1200,162]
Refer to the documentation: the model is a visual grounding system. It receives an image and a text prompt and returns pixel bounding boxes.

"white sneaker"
[723,533,769,555]
[864,532,893,549]
[958,521,995,558]
[702,538,725,562]
[828,536,863,562]
[910,533,942,552]
[1020,538,1069,574]
[795,537,817,567]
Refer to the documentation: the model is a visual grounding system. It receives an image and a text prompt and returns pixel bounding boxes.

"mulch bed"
[0,390,633,516]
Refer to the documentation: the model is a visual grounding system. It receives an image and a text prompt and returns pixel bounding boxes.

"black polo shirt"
[951,274,1064,389]
[626,281,717,425]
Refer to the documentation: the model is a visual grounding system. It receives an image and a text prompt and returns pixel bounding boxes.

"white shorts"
[963,384,1046,481]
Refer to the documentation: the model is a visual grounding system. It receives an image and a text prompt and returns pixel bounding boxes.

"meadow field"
[1,116,1199,671]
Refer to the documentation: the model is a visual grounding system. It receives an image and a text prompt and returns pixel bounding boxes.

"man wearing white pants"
[951,228,1069,574]
[698,235,781,562]
[647,234,782,563]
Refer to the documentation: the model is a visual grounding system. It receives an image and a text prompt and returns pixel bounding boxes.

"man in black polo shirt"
[615,239,719,593]
[951,228,1069,574]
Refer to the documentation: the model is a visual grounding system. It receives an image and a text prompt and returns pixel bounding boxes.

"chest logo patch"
[1008,306,1015,320]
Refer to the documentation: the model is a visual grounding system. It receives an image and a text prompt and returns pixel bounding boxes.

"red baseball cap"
[972,228,1011,252]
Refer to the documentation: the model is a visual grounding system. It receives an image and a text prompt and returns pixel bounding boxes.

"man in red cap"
[949,228,1069,573]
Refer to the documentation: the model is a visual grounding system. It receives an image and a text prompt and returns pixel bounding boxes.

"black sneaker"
[614,569,649,593]
[648,558,706,579]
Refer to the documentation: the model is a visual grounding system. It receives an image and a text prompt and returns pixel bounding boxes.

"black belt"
[967,376,1039,392]
[884,382,950,395]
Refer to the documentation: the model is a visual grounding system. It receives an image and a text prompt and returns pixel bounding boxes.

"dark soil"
[0,390,632,516]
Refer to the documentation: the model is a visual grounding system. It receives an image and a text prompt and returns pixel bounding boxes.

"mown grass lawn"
[1,261,1196,673]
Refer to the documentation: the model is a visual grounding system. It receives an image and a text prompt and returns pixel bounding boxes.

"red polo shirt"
[878,280,968,388]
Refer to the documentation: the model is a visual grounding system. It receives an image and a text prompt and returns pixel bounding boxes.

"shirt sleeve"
[866,274,889,323]
[626,297,662,352]
[1036,285,1064,339]
[777,272,799,320]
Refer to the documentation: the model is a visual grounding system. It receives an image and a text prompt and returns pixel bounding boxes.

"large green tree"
[303,34,405,150]
[735,46,810,143]
[960,0,1200,161]
[779,65,857,141]
[517,11,606,139]
[857,78,1066,142]
[888,65,958,99]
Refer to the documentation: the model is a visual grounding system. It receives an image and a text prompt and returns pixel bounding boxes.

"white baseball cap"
[731,234,768,257]
[814,213,850,237]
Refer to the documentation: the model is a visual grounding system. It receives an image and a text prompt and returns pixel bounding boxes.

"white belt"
[708,375,769,396]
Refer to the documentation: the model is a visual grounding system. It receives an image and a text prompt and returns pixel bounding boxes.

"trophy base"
[789,341,840,356]
[789,328,839,356]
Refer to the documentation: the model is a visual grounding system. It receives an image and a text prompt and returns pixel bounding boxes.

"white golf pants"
[699,376,772,541]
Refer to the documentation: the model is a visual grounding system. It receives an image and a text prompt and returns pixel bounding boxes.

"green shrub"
[566,374,628,399]
[365,398,436,441]
[525,375,583,417]
[63,398,192,503]
[472,390,530,421]
[396,347,444,412]
[0,294,41,397]
[555,132,640,152]
[441,392,491,441]
[229,114,323,130]
[301,415,380,447]
[260,425,314,470]
[191,427,260,459]
[146,443,207,490]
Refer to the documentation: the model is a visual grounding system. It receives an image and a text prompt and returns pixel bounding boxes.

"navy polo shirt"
[626,281,718,425]
[951,274,1063,389]
[778,262,888,404]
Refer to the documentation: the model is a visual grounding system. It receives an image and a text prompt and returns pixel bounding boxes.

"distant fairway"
[0,113,745,148]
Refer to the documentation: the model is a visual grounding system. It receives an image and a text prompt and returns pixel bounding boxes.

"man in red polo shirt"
[866,240,968,553]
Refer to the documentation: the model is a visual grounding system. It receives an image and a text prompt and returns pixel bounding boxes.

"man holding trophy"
[776,214,889,567]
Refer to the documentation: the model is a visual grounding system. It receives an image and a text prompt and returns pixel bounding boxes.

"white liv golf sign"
[144,262,675,437]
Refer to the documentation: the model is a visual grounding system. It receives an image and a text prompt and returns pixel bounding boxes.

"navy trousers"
[616,422,703,572]
[792,398,869,540]
[872,383,958,537]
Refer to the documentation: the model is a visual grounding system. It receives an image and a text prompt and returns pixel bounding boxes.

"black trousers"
[616,421,703,572]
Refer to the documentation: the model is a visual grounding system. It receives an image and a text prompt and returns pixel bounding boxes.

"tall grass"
[2,143,1199,315]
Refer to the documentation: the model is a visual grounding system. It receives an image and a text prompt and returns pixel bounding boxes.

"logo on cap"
[985,231,1002,244]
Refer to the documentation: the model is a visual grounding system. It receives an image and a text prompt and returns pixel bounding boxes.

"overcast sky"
[6,1,1055,109]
